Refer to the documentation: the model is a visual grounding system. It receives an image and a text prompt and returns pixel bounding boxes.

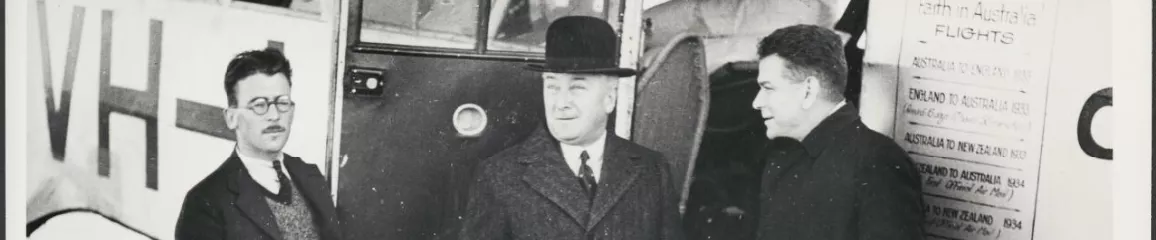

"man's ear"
[224,108,238,130]
[801,76,820,110]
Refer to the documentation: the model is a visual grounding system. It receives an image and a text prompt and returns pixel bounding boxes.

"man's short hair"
[757,25,848,101]
[224,48,293,106]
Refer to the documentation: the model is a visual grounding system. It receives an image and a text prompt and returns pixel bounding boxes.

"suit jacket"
[459,128,686,240]
[756,104,925,240]
[175,152,342,240]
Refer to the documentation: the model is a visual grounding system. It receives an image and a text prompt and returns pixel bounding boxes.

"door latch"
[346,67,387,97]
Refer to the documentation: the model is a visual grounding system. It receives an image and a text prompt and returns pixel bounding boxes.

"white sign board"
[893,0,1059,239]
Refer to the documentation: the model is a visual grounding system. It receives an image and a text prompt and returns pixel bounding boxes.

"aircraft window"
[359,0,479,49]
[486,0,610,52]
[231,0,322,16]
[236,0,292,7]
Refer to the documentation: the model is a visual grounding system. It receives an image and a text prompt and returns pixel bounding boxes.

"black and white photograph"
[6,0,1152,239]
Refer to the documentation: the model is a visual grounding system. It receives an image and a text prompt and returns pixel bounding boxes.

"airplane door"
[631,34,710,212]
[336,0,628,239]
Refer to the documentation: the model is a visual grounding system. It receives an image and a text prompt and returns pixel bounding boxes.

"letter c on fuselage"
[1077,87,1112,160]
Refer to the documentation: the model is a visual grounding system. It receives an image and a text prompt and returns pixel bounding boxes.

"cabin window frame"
[225,0,326,21]
[349,0,625,61]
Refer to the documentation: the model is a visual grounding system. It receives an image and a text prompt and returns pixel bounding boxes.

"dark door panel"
[338,54,543,240]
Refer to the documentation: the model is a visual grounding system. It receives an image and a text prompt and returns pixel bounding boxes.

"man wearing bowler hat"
[458,16,686,240]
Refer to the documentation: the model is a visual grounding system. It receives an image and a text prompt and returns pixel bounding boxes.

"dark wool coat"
[175,152,342,240]
[459,128,686,240]
[756,104,926,240]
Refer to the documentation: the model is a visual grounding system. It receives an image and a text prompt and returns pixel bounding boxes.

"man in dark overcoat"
[458,16,686,240]
[750,25,926,240]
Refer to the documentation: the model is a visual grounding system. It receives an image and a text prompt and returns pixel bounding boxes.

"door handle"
[346,67,387,97]
[453,103,487,138]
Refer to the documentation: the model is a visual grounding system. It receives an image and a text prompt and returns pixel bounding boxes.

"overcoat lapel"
[225,152,284,240]
[519,130,593,226]
[586,136,641,230]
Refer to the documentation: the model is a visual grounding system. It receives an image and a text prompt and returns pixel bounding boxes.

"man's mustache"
[262,125,287,134]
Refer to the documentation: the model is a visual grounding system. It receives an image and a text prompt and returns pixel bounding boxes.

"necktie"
[271,160,293,204]
[578,150,597,200]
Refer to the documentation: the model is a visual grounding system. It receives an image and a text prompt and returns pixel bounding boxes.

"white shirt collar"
[829,100,847,116]
[236,148,290,193]
[558,131,607,182]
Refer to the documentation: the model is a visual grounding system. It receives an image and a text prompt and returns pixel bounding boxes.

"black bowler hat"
[524,16,637,77]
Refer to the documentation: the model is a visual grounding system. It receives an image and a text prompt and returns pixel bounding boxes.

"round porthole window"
[453,103,487,137]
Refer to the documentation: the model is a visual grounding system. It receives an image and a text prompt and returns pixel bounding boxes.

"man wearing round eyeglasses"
[176,48,342,240]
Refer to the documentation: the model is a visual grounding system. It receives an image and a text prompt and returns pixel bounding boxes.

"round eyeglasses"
[240,96,296,115]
